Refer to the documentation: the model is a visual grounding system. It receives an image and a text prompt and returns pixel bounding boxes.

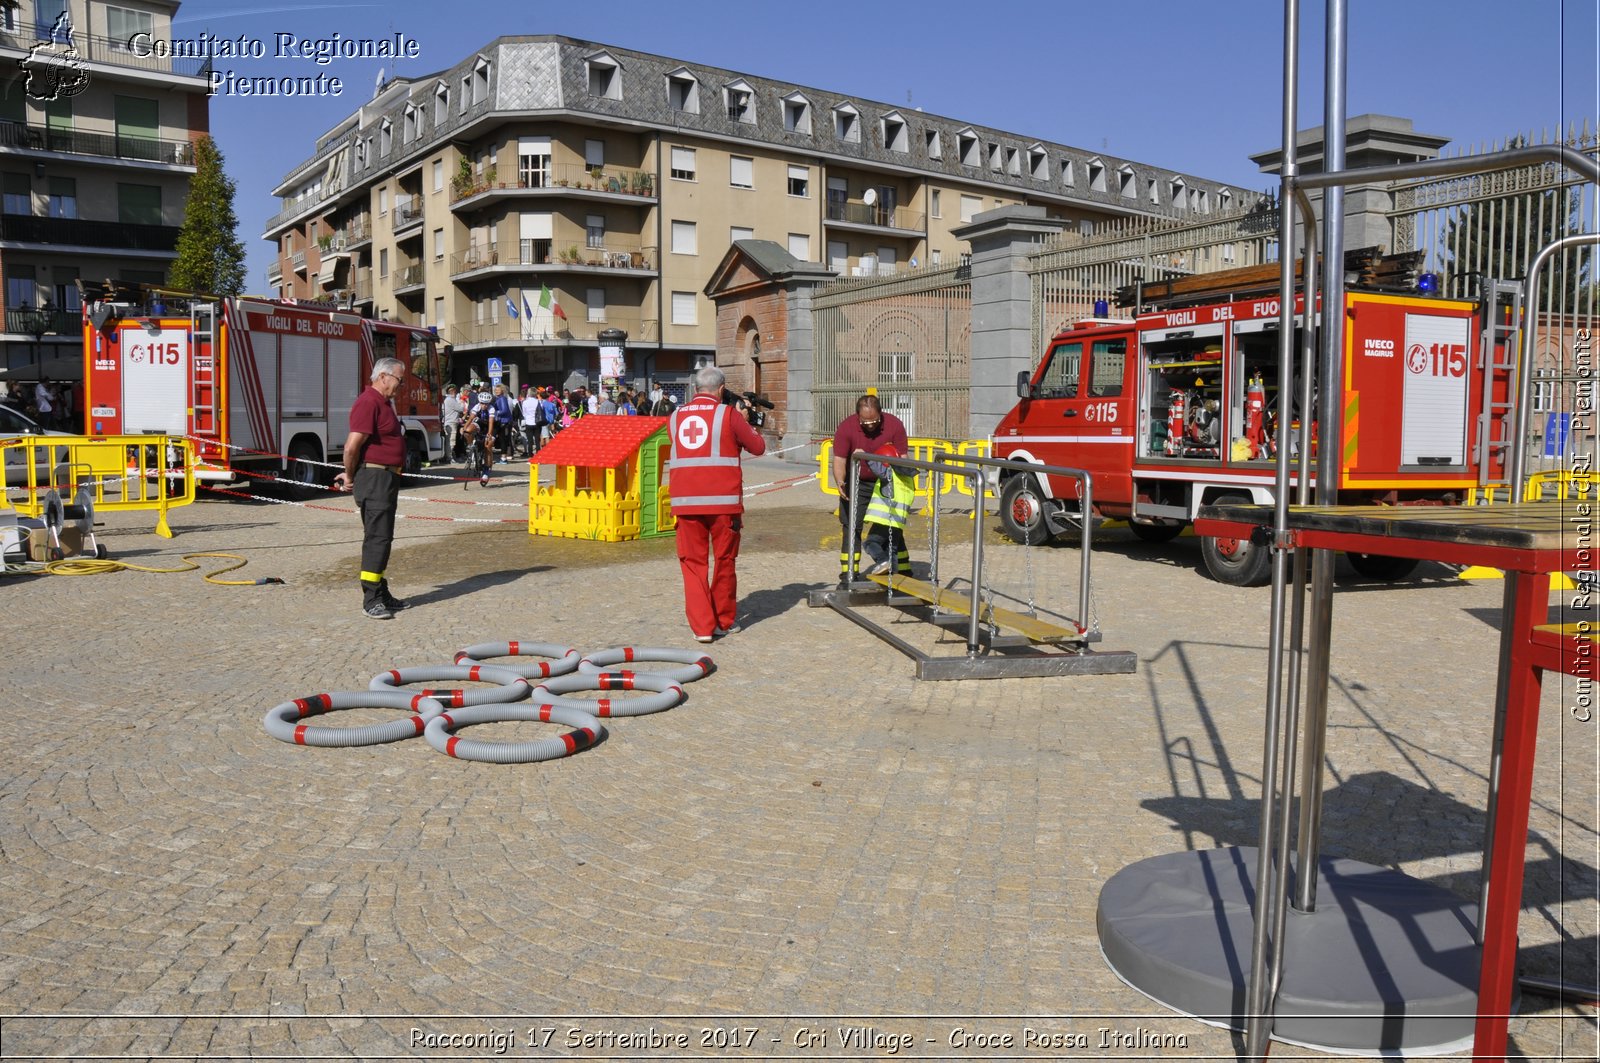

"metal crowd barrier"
[1,434,195,538]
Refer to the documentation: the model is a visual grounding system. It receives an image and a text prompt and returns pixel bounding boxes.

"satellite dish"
[862,188,877,206]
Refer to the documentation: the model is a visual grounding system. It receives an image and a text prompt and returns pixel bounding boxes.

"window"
[958,130,978,167]
[586,287,605,323]
[930,249,942,266]
[104,5,152,44]
[586,213,605,250]
[432,159,443,193]
[669,146,696,181]
[668,70,699,113]
[585,139,605,169]
[1169,177,1186,206]
[882,113,907,154]
[833,104,859,143]
[1194,189,1210,213]
[472,57,491,105]
[47,176,75,218]
[1147,178,1159,204]
[1089,339,1126,397]
[1220,188,1233,211]
[434,297,444,328]
[433,228,444,259]
[730,226,754,243]
[403,105,418,144]
[519,136,551,188]
[459,74,470,114]
[378,187,390,215]
[116,183,160,225]
[1029,147,1048,180]
[586,54,620,99]
[1005,147,1020,176]
[1088,159,1105,193]
[724,80,754,123]
[786,165,809,197]
[670,291,697,326]
[379,248,389,278]
[434,82,449,125]
[5,265,35,312]
[671,220,697,255]
[925,129,941,159]
[1061,159,1075,188]
[1038,341,1082,399]
[782,94,811,135]
[379,119,392,156]
[2,173,29,215]
[730,156,753,189]
[1118,165,1136,198]
[930,189,941,219]
[787,233,810,260]
[959,194,980,223]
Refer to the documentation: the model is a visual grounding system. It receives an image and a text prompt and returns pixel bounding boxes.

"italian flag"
[540,283,566,322]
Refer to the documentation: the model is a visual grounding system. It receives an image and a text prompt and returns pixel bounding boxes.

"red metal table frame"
[1196,501,1593,1060]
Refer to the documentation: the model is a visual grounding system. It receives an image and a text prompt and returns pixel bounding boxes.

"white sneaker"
[693,633,714,644]
[866,559,892,575]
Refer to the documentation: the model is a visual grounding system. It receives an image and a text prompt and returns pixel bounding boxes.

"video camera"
[741,391,775,410]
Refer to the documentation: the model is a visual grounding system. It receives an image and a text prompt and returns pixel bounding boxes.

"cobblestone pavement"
[1,456,1595,1061]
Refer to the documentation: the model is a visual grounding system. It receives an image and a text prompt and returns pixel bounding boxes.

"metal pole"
[1245,1,1300,1055]
[1077,471,1093,636]
[847,449,861,584]
[968,468,985,656]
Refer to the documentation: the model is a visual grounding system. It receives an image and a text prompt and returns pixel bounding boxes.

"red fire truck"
[78,283,444,488]
[991,275,1514,585]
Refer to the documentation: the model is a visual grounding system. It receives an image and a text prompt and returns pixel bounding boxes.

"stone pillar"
[952,206,1067,441]
[780,276,826,459]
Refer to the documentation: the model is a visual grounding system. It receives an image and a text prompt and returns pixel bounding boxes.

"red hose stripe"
[508,641,519,655]
[293,697,310,717]
[446,736,460,757]
[597,698,612,718]
[389,670,401,684]
[411,695,425,710]
[539,704,553,721]
[561,732,577,753]
[539,662,551,677]
[293,724,307,745]
[577,727,596,747]
[454,652,468,664]
[624,647,634,661]
[698,657,712,671]
[410,715,425,735]
[469,666,481,682]
[441,713,455,727]
[421,688,435,697]
[451,691,464,707]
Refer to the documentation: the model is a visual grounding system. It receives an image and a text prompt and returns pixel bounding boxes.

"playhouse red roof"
[534,415,670,468]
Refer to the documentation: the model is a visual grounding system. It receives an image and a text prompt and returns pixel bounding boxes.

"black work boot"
[378,579,408,612]
[362,581,393,620]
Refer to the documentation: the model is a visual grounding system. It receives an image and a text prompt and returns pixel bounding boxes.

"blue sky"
[162,0,1599,290]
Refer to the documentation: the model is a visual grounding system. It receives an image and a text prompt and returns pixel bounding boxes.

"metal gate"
[812,263,971,441]
[1389,123,1598,485]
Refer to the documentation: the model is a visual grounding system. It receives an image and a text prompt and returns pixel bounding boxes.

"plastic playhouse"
[530,416,675,541]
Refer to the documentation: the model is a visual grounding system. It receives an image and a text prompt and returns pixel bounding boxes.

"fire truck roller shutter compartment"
[120,322,189,435]
[328,338,360,452]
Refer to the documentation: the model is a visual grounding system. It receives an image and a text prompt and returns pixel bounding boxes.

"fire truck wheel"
[1345,551,1420,582]
[999,474,1054,546]
[404,437,426,476]
[285,440,324,499]
[1200,494,1272,586]
[1128,521,1184,544]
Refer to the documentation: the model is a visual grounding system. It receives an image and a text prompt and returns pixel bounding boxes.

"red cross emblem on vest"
[677,414,709,450]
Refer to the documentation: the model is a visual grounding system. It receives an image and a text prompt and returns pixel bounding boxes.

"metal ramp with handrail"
[807,450,1136,680]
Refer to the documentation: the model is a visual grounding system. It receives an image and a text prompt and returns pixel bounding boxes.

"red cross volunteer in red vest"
[668,365,766,642]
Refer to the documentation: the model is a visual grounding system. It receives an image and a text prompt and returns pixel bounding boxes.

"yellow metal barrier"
[2,435,195,538]
[818,437,992,502]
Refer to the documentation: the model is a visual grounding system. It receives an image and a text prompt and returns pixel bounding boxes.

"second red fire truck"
[991,271,1514,585]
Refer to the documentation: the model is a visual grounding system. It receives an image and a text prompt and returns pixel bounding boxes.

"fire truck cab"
[992,281,1504,585]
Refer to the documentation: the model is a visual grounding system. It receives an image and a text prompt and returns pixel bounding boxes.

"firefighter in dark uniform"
[333,356,410,619]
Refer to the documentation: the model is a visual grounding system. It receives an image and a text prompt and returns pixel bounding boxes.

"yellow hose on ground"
[41,553,284,585]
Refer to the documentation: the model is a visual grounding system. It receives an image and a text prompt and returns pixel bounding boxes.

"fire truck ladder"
[190,302,219,438]
[1475,279,1521,487]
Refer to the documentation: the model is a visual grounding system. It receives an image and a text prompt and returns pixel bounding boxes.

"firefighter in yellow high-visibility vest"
[862,443,915,576]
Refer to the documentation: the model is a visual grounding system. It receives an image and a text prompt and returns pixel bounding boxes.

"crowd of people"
[439,381,702,468]
[0,377,76,430]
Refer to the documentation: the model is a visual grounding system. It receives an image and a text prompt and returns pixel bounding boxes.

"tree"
[169,135,246,296]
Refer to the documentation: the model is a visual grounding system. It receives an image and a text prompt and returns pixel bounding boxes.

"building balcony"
[450,307,659,350]
[0,120,195,167]
[392,264,425,294]
[0,25,211,82]
[451,163,657,211]
[0,213,179,253]
[342,220,372,249]
[392,199,424,237]
[267,260,284,285]
[449,238,657,281]
[291,248,308,274]
[4,307,79,337]
[823,201,926,236]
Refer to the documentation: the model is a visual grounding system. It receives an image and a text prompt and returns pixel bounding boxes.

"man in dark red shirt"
[831,394,909,585]
[668,365,766,642]
[333,357,410,619]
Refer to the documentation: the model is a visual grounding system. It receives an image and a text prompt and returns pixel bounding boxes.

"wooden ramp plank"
[868,572,1082,644]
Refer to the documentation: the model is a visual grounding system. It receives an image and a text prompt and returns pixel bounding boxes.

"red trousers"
[675,512,741,636]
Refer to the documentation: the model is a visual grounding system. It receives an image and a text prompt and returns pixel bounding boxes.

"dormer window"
[957,129,978,167]
[987,143,1001,172]
[782,92,812,135]
[1087,157,1105,193]
[1029,145,1048,180]
[402,104,419,143]
[667,69,699,114]
[1061,158,1075,188]
[472,56,490,105]
[1118,164,1135,198]
[1005,147,1020,177]
[1194,188,1210,213]
[925,129,941,159]
[833,102,860,143]
[1147,177,1159,204]
[585,51,621,100]
[1219,188,1233,211]
[379,119,392,156]
[1169,176,1186,208]
[434,82,449,125]
[459,73,470,113]
[724,79,755,124]
[881,111,908,154]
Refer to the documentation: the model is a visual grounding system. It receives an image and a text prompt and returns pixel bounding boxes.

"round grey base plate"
[1097,846,1479,1054]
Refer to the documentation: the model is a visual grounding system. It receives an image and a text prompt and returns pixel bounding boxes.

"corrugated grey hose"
[368,663,531,707]
[425,702,604,763]
[535,671,685,718]
[578,646,716,684]
[264,691,445,746]
[454,640,582,679]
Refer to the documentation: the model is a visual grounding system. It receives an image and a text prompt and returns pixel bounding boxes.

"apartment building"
[266,35,1247,392]
[0,0,208,380]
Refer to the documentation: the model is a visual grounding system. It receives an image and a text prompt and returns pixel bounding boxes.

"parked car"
[1,401,72,489]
